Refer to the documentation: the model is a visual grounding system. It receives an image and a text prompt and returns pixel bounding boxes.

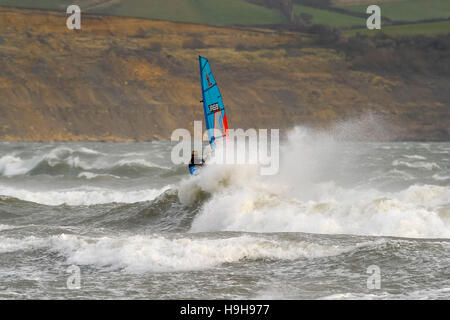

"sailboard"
[189,166,200,176]
[189,57,230,176]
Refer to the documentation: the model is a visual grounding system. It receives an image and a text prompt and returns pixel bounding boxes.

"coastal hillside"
[0,7,449,141]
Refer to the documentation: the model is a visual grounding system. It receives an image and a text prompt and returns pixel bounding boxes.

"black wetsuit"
[189,156,205,170]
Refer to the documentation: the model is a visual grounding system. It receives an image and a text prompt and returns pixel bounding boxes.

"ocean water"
[0,128,449,299]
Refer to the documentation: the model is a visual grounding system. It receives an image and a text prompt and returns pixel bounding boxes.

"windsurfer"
[189,150,205,174]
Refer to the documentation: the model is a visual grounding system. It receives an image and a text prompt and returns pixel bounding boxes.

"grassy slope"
[0,0,62,9]
[344,20,450,36]
[331,0,400,4]
[0,0,71,10]
[0,0,285,25]
[294,4,365,27]
[335,0,450,36]
[338,0,450,22]
[98,0,285,25]
[1,0,446,35]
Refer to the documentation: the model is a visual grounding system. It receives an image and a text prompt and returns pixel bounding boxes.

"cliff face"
[0,7,448,141]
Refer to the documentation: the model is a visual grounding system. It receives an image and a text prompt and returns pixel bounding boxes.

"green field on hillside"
[95,0,285,25]
[344,20,450,36]
[0,0,70,10]
[338,0,450,22]
[294,4,365,27]
[0,0,286,26]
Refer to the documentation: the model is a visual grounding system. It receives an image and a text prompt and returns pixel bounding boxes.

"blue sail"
[199,56,229,149]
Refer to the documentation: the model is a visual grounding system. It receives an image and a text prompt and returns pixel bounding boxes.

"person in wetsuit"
[188,150,205,174]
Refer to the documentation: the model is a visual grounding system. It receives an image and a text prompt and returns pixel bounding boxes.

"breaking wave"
[0,146,169,177]
[179,127,450,239]
[392,159,440,170]
[48,233,349,272]
[0,185,170,206]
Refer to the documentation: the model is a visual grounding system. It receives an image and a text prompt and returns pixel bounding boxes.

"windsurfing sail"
[199,56,229,149]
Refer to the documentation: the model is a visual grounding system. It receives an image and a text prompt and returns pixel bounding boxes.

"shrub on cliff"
[148,42,162,52]
[182,38,206,49]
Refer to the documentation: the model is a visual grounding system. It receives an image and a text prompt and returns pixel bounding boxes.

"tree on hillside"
[280,0,294,22]
[292,12,313,26]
